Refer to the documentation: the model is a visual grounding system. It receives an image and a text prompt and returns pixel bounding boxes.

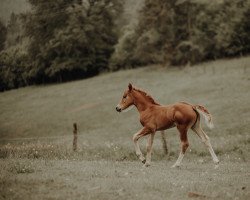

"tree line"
[111,0,250,68]
[0,0,249,91]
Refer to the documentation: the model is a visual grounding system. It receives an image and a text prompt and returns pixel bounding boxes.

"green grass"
[0,56,250,199]
[0,56,249,156]
[0,159,249,200]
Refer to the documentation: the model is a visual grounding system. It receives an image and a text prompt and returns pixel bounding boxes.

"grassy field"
[0,57,250,199]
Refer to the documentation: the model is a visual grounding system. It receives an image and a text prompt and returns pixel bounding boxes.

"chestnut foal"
[116,83,219,167]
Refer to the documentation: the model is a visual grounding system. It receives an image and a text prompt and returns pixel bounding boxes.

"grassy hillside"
[0,57,249,200]
[0,56,249,157]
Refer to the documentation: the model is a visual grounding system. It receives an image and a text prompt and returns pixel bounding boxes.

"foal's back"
[150,102,197,130]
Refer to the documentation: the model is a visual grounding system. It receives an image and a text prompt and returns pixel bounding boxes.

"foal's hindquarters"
[167,103,219,167]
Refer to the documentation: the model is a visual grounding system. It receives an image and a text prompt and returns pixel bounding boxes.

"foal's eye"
[123,95,127,99]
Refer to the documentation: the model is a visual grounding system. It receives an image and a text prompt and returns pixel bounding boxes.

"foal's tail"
[194,105,214,129]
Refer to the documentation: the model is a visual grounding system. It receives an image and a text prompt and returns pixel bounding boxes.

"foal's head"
[116,83,134,112]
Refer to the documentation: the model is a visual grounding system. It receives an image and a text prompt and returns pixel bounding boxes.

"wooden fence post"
[73,123,78,151]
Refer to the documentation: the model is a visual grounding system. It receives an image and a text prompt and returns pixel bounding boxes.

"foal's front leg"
[144,132,155,167]
[132,128,151,164]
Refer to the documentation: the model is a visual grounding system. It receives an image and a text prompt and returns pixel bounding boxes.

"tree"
[227,0,250,56]
[0,14,29,91]
[0,20,7,51]
[24,0,122,83]
[24,0,74,83]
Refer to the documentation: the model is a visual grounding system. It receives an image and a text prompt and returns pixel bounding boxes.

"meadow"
[0,57,250,199]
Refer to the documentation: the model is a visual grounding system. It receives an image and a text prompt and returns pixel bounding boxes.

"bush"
[171,41,203,65]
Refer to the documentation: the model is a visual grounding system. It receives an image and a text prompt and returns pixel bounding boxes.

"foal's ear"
[128,83,133,91]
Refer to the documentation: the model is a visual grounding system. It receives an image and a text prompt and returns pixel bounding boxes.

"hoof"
[214,159,220,164]
[142,159,146,164]
[171,164,180,168]
[214,161,220,169]
[143,163,150,167]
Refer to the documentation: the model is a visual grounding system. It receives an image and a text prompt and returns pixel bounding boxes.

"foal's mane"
[133,88,160,105]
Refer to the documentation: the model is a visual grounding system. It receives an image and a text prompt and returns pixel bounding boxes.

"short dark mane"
[133,88,160,105]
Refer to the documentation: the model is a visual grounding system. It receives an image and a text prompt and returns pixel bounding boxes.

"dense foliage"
[0,0,123,90]
[0,20,7,52]
[0,0,250,91]
[111,0,250,68]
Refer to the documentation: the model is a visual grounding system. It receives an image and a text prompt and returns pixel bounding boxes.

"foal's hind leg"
[192,121,219,164]
[161,131,169,156]
[172,125,189,168]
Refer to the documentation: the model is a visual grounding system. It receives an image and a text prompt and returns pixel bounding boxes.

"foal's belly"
[156,120,175,131]
[155,109,175,130]
[140,106,175,131]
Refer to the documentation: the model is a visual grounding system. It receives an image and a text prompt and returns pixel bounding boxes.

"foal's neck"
[133,91,153,112]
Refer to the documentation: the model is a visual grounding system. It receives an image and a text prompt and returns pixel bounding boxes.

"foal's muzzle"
[116,106,121,112]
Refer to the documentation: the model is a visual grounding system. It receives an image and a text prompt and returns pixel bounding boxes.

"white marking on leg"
[192,126,219,164]
[206,140,219,163]
[172,152,184,168]
[133,130,145,163]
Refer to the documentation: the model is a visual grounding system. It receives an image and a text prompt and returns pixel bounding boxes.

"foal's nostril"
[116,107,121,112]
